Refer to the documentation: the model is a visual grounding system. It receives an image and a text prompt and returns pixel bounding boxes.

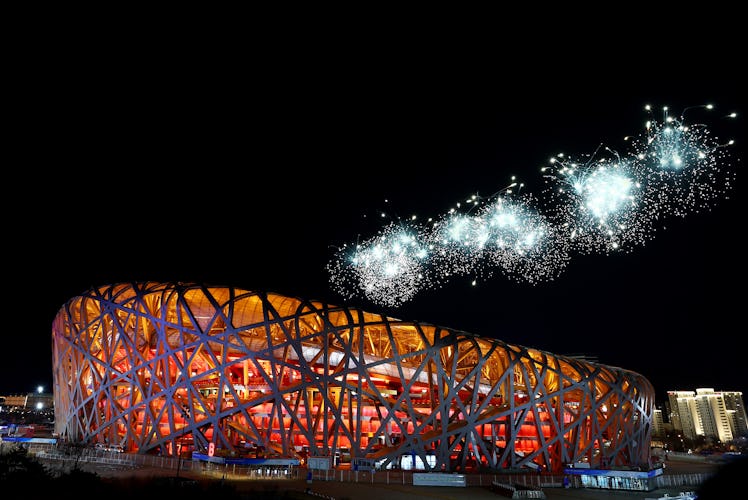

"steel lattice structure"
[52,282,654,472]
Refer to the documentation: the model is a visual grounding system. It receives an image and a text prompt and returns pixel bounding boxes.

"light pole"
[176,442,184,478]
[176,406,190,478]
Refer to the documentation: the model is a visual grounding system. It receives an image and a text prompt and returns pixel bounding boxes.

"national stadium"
[52,282,654,473]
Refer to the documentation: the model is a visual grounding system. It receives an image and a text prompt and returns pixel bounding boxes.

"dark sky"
[6,34,745,408]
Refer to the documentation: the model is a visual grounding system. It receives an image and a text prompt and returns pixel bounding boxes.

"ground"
[46,455,736,500]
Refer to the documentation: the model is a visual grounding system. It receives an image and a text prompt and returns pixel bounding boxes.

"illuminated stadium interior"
[52,282,654,472]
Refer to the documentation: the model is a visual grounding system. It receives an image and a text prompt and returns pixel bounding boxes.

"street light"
[176,405,190,478]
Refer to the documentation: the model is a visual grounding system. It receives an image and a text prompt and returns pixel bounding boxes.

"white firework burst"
[328,104,738,307]
[327,223,433,307]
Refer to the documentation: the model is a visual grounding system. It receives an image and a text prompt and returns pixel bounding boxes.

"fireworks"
[327,223,434,307]
[633,108,735,219]
[428,193,570,285]
[544,157,647,253]
[328,104,738,307]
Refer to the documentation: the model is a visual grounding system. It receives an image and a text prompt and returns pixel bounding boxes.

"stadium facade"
[52,282,654,472]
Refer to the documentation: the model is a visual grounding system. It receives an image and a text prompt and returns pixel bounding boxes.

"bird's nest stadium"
[52,282,654,473]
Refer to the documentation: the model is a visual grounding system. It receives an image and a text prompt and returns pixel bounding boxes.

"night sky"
[6,37,745,409]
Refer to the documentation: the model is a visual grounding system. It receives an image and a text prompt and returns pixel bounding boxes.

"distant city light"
[37,385,44,393]
[36,402,44,410]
